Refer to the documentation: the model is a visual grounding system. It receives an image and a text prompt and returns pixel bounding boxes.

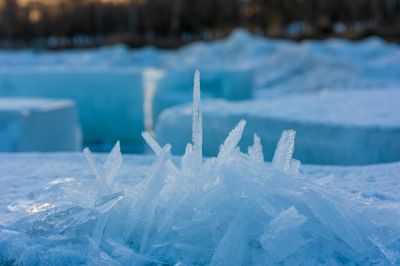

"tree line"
[0,0,399,49]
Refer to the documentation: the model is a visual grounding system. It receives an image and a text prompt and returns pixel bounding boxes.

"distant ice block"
[151,67,253,124]
[156,89,400,165]
[0,67,143,144]
[0,98,81,152]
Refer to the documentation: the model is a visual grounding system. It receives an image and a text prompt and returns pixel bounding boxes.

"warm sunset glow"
[29,8,41,22]
[17,0,60,8]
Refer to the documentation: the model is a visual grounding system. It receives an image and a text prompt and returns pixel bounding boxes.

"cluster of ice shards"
[1,72,400,265]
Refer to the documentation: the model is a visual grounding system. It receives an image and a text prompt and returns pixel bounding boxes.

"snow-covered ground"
[0,98,81,152]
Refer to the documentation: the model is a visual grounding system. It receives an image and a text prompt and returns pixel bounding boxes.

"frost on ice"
[2,71,400,265]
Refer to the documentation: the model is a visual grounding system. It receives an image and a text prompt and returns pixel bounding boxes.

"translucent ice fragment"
[139,145,172,254]
[92,212,110,247]
[288,159,301,174]
[102,141,123,186]
[94,191,125,214]
[369,236,399,265]
[217,120,246,161]
[272,130,297,173]
[84,141,123,255]
[83,141,122,192]
[142,131,162,155]
[248,134,264,162]
[192,70,203,165]
[17,206,94,236]
[260,206,307,262]
[123,145,171,242]
[304,189,367,253]
[142,131,181,176]
[210,199,254,266]
[263,206,307,236]
[83,148,103,187]
[314,174,335,187]
[181,143,194,175]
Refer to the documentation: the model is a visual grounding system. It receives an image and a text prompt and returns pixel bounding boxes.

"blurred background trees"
[0,0,399,49]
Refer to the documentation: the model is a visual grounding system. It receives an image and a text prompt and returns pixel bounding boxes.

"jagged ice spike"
[217,119,247,160]
[91,211,110,246]
[142,131,162,155]
[83,147,112,193]
[138,145,171,254]
[192,70,203,164]
[272,130,296,173]
[248,134,264,162]
[142,131,183,178]
[102,141,122,187]
[123,144,172,241]
[85,141,122,257]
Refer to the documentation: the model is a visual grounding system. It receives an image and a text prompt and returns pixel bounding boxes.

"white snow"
[155,89,400,165]
[0,98,81,152]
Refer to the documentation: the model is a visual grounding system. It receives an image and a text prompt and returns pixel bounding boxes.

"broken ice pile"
[1,71,400,265]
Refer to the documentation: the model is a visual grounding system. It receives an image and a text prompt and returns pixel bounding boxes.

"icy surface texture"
[1,72,400,265]
[156,89,400,165]
[0,68,143,144]
[0,98,81,152]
